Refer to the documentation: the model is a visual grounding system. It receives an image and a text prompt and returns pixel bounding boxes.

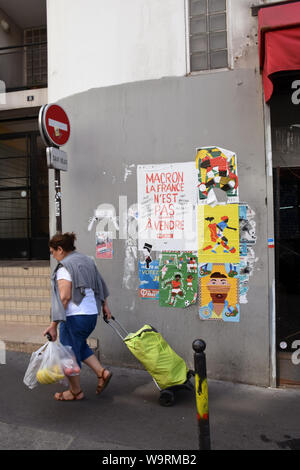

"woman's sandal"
[54,389,84,401]
[96,369,113,395]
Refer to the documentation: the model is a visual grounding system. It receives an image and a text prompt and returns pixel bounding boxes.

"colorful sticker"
[96,231,113,259]
[199,263,240,322]
[196,146,239,204]
[138,260,159,299]
[198,204,239,264]
[159,252,198,308]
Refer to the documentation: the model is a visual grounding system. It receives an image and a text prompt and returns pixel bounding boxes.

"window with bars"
[24,27,47,87]
[189,0,228,72]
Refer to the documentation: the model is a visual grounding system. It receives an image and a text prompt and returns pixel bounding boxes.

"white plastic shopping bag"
[23,343,48,389]
[36,341,80,385]
[24,341,80,388]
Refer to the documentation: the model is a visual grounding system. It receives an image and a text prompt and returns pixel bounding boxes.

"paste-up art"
[137,162,198,252]
[96,231,113,259]
[198,204,239,264]
[138,260,159,300]
[196,147,239,204]
[199,263,240,322]
[159,252,198,308]
[239,204,257,304]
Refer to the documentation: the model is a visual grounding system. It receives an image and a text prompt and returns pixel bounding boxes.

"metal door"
[0,131,49,259]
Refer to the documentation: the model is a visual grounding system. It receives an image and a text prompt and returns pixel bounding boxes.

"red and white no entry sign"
[39,104,71,147]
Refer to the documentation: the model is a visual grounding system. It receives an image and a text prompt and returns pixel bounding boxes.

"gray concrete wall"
[50,68,270,386]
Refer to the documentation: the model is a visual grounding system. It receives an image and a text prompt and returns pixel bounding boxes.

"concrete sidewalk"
[0,351,300,450]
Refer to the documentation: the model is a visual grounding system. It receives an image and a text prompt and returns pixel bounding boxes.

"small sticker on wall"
[138,259,159,300]
[96,231,113,259]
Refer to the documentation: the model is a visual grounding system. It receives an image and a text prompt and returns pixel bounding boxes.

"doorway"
[273,167,300,385]
[270,71,300,386]
[0,130,49,259]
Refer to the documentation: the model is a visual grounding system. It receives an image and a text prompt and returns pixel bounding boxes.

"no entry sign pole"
[39,104,70,234]
[54,169,62,233]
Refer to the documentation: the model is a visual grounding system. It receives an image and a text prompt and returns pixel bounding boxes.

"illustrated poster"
[195,146,239,204]
[198,204,239,264]
[159,252,198,308]
[198,263,240,322]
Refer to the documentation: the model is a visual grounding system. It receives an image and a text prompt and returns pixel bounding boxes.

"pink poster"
[96,231,113,259]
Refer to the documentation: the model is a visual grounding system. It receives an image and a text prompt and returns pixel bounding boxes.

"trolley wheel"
[159,389,175,407]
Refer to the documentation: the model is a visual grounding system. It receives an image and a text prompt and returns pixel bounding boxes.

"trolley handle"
[103,315,129,340]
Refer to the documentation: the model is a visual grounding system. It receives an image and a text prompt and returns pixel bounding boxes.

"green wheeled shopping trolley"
[104,316,194,406]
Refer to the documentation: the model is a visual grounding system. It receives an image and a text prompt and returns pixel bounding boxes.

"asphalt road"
[1,351,300,451]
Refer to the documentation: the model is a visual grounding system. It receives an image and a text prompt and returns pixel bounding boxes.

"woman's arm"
[102,298,112,320]
[57,279,72,309]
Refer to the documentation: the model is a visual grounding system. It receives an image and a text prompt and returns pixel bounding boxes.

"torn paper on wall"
[96,231,113,259]
[239,204,258,304]
[123,237,138,290]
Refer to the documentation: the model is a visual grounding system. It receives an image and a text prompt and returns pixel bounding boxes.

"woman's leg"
[55,319,84,400]
[83,354,112,394]
[54,374,84,401]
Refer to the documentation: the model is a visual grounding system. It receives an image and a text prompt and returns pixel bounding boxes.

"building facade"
[1,0,300,387]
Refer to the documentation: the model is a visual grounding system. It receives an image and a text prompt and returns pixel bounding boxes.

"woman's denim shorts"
[59,314,98,368]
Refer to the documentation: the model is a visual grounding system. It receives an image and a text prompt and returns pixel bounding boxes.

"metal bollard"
[193,339,211,450]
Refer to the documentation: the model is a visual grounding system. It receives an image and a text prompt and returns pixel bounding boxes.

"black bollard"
[193,339,211,450]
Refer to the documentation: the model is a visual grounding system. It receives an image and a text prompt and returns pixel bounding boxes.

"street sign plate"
[41,104,71,147]
[46,147,68,171]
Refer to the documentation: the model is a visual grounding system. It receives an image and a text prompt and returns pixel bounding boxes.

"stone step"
[0,286,50,299]
[0,310,50,325]
[0,266,50,276]
[0,275,50,288]
[0,321,99,355]
[0,297,51,311]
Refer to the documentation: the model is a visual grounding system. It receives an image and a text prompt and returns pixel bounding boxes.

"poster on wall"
[197,204,240,264]
[159,252,198,308]
[137,162,198,251]
[96,231,113,259]
[195,146,239,204]
[198,262,240,321]
[138,259,159,299]
[239,204,257,303]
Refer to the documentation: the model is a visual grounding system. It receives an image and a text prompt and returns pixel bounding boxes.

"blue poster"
[138,260,159,299]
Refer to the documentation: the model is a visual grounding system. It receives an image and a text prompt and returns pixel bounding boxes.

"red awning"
[258,2,300,102]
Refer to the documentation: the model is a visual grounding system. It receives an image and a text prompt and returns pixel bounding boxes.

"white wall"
[47,0,187,102]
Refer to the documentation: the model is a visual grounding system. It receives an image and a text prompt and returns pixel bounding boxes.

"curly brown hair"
[49,232,77,252]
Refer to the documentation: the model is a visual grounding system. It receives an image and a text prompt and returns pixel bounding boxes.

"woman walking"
[43,232,112,401]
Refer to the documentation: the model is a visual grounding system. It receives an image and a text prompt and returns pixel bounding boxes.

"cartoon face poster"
[159,252,198,308]
[198,263,240,322]
[198,204,239,264]
[195,146,239,204]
